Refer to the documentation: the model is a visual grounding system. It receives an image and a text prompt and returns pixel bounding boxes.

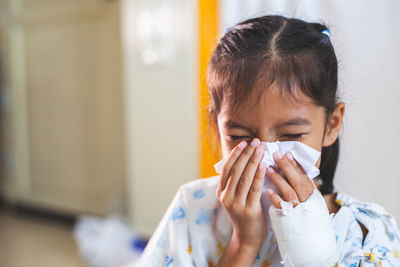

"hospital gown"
[136,175,400,267]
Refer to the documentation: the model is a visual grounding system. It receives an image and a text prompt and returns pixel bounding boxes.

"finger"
[266,165,300,203]
[224,138,260,200]
[286,152,315,190]
[284,151,315,198]
[266,188,283,209]
[286,152,307,175]
[273,151,312,202]
[235,143,264,206]
[246,161,267,208]
[217,140,247,197]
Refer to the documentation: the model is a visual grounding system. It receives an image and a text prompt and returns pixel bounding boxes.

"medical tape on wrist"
[269,187,338,267]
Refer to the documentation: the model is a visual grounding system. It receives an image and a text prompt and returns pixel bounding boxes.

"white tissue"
[214,141,321,193]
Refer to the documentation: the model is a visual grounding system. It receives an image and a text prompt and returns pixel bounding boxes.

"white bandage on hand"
[269,187,338,267]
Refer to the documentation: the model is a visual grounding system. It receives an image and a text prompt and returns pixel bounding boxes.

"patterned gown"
[135,176,400,267]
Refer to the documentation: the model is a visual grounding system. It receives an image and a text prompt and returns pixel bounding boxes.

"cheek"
[302,140,322,155]
[219,137,235,159]
[301,133,324,168]
[315,155,322,168]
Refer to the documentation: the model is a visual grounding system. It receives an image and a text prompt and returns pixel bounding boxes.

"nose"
[257,135,278,143]
[255,128,278,143]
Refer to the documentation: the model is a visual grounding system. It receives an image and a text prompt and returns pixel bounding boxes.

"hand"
[216,138,268,250]
[266,150,316,209]
[266,151,339,267]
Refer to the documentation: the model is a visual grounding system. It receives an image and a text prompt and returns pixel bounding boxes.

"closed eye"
[281,134,303,140]
[228,135,252,141]
[228,133,305,141]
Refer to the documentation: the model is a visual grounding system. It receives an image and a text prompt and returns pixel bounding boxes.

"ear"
[322,102,345,147]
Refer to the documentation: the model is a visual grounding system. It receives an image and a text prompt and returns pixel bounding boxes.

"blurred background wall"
[0,0,398,243]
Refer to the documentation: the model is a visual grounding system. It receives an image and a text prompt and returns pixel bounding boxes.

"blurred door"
[1,0,125,215]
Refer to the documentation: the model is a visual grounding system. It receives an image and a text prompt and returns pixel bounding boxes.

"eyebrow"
[275,117,312,128]
[224,117,311,132]
[224,120,254,132]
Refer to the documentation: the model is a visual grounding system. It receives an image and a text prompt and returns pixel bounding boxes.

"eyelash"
[229,134,304,141]
[229,136,251,141]
[282,134,303,140]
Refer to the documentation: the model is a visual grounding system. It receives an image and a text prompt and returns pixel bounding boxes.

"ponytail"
[318,137,339,195]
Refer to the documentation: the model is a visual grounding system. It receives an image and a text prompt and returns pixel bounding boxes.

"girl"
[136,15,400,267]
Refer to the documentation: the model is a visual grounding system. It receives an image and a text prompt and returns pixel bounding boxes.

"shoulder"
[180,175,220,190]
[169,175,221,219]
[334,191,400,264]
[335,191,400,239]
[335,191,399,231]
[178,175,221,201]
[335,191,390,217]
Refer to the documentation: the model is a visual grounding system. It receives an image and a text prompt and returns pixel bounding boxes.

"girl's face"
[217,85,345,169]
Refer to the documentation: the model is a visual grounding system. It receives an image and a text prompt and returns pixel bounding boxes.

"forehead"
[219,85,322,125]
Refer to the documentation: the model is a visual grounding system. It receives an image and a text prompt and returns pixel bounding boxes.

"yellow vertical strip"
[198,0,220,178]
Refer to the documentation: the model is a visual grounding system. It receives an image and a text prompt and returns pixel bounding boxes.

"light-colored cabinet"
[0,0,126,215]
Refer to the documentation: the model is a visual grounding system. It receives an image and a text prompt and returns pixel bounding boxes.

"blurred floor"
[0,205,86,267]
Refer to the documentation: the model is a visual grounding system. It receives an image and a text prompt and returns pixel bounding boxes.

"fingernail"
[286,152,294,161]
[267,188,274,195]
[267,166,275,174]
[250,138,260,147]
[238,141,247,149]
[274,151,283,160]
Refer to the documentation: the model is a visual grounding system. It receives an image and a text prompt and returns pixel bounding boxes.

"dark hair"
[206,15,341,195]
